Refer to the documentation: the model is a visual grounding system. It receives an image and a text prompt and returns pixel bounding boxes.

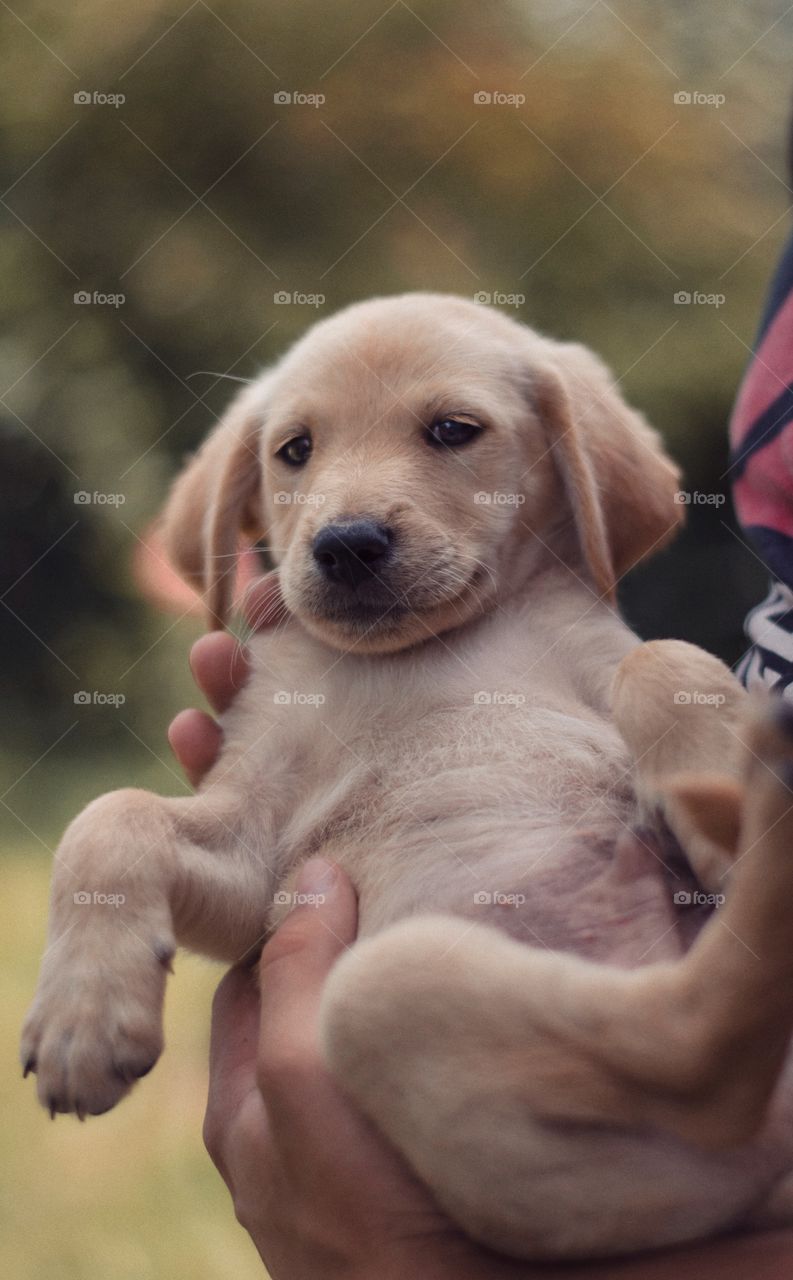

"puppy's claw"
[113,1051,160,1086]
[154,941,175,973]
[22,1054,36,1079]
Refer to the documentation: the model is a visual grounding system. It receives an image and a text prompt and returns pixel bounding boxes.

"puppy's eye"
[277,434,312,467]
[426,418,482,449]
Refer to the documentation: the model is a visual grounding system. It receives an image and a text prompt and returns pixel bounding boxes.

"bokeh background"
[2,1,793,1276]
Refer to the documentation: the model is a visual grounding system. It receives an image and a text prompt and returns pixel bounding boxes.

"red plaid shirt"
[730,232,793,694]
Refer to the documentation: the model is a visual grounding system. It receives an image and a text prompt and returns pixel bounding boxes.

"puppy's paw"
[21,920,173,1118]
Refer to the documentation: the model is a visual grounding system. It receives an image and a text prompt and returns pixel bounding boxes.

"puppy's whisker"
[208,552,251,562]
[185,372,253,384]
[236,611,275,648]
[235,590,293,648]
[466,556,498,592]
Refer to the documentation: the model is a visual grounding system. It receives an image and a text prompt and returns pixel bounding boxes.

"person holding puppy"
[171,574,793,1279]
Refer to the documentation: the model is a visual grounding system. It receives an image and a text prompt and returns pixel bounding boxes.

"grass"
[1,851,268,1280]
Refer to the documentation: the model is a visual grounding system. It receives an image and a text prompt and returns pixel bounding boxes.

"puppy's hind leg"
[320,703,793,1259]
[320,916,779,1260]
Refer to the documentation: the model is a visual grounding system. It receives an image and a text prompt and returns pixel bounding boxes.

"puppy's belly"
[466,827,703,967]
[345,823,705,968]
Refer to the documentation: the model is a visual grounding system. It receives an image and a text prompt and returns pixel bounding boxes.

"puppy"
[22,294,793,1260]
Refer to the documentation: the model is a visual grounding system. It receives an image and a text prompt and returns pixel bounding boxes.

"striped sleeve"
[735,581,793,697]
[729,229,793,696]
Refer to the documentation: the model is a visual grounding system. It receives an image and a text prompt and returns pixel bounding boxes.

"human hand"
[203,868,793,1280]
[203,858,512,1280]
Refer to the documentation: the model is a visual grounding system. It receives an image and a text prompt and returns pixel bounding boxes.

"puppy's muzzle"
[312,518,394,590]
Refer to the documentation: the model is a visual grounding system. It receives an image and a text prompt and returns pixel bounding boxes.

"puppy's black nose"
[312,520,392,588]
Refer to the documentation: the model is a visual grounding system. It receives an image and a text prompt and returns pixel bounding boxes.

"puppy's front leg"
[21,788,273,1117]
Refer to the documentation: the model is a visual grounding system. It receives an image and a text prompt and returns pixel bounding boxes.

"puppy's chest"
[237,653,634,867]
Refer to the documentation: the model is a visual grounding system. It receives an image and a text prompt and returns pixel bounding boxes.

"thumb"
[204,963,261,1168]
[257,860,358,1092]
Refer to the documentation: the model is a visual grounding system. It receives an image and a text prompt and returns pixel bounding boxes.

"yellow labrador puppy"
[22,294,793,1260]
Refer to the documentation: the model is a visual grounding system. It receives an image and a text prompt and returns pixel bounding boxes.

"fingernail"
[296,857,337,897]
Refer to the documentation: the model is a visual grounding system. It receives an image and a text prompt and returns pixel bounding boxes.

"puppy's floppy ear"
[159,380,265,628]
[533,343,682,601]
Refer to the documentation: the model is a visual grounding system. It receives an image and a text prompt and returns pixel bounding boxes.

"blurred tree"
[1,0,790,840]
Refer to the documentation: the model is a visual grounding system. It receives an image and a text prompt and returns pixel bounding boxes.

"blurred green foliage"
[2,852,263,1280]
[1,0,791,842]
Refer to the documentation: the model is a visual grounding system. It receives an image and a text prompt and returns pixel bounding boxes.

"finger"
[241,573,288,632]
[168,708,223,786]
[189,631,250,714]
[188,574,284,715]
[257,861,358,1094]
[204,965,262,1163]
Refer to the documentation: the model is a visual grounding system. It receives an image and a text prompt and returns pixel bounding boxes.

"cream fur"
[22,294,793,1260]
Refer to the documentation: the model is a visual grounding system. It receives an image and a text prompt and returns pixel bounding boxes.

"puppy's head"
[161,294,682,653]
